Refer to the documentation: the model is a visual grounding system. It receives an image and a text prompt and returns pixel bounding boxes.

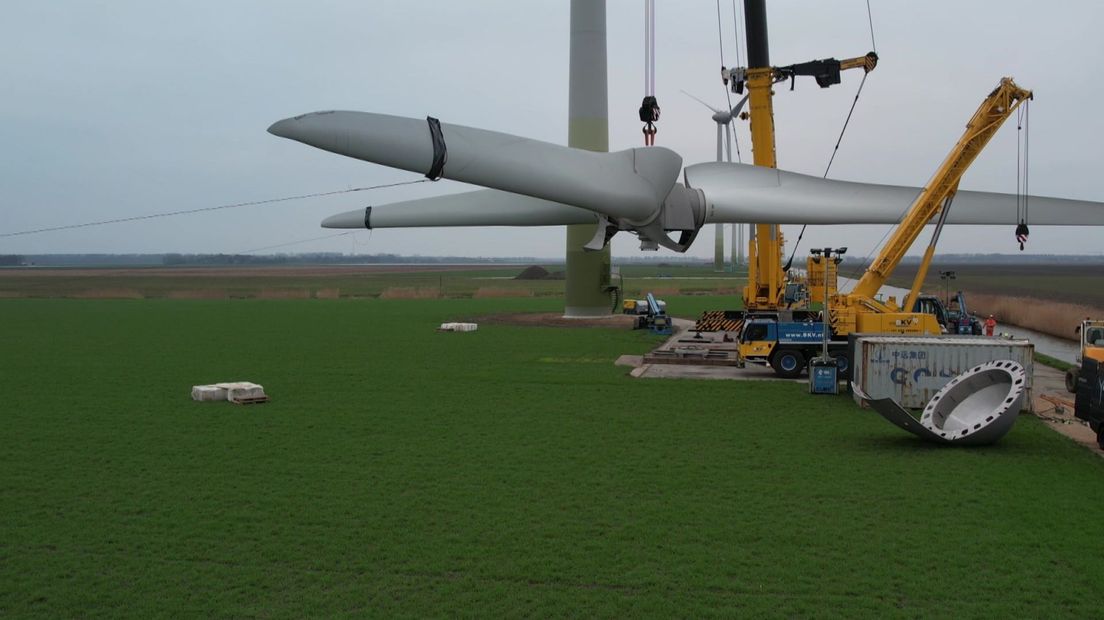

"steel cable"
[0,179,430,239]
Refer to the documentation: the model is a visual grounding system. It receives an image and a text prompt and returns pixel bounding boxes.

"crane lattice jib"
[850,78,1032,301]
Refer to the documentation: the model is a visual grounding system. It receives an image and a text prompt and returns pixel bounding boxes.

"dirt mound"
[514,265,551,280]
[475,312,635,328]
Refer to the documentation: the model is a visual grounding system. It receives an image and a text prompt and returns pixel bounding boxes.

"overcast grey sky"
[2,1,1102,259]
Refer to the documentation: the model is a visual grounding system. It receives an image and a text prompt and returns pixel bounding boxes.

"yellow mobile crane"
[738,77,1031,377]
[827,77,1032,336]
[733,0,878,310]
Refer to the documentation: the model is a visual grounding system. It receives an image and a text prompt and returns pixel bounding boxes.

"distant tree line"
[12,252,1102,268]
[159,253,550,266]
[863,253,1104,268]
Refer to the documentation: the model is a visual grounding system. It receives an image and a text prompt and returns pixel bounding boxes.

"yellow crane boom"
[742,51,878,310]
[832,77,1032,335]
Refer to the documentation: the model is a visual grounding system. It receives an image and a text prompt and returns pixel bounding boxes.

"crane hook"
[1015,220,1029,251]
[639,96,660,146]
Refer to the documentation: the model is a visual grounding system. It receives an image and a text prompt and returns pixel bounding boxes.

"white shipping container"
[851,335,1034,410]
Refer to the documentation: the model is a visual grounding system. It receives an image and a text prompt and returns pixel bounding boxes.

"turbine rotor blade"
[686,162,1104,225]
[730,93,750,117]
[269,111,681,223]
[679,89,722,114]
[321,190,596,229]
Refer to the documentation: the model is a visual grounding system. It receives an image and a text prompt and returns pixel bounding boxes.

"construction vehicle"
[1073,357,1104,449]
[828,79,1031,336]
[912,294,963,334]
[738,78,1032,377]
[1066,319,1104,393]
[623,296,666,317]
[737,291,979,378]
[628,293,672,335]
[804,255,837,305]
[739,313,842,378]
[729,0,879,311]
[943,291,984,335]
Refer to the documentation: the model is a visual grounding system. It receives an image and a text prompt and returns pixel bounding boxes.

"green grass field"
[4,294,1104,617]
[888,263,1104,308]
[0,263,747,301]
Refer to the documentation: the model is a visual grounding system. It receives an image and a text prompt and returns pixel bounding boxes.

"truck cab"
[912,295,949,328]
[739,317,846,378]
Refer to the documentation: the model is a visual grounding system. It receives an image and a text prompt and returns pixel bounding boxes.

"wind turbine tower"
[563,0,613,317]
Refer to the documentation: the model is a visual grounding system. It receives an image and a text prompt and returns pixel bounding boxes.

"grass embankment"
[1036,353,1075,373]
[3,296,1104,616]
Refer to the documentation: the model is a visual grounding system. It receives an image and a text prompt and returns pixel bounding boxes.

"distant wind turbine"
[682,90,749,270]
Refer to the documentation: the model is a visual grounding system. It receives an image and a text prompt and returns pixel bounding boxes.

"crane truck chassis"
[738,314,849,379]
[735,294,968,379]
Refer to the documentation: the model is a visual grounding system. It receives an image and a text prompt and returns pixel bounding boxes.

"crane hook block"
[639,96,660,146]
[638,96,660,123]
[1015,221,1030,251]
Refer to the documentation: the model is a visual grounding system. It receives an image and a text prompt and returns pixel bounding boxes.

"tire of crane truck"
[771,349,806,379]
[1097,427,1104,451]
[1065,367,1079,394]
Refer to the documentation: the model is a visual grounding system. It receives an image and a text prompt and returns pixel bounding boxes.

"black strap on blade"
[364,206,373,229]
[426,116,447,180]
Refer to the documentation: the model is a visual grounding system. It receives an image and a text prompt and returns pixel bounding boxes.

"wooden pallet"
[231,396,270,405]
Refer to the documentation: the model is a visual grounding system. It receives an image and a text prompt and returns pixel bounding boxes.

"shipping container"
[850,335,1034,410]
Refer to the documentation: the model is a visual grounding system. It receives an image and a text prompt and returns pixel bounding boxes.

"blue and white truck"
[738,315,850,379]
